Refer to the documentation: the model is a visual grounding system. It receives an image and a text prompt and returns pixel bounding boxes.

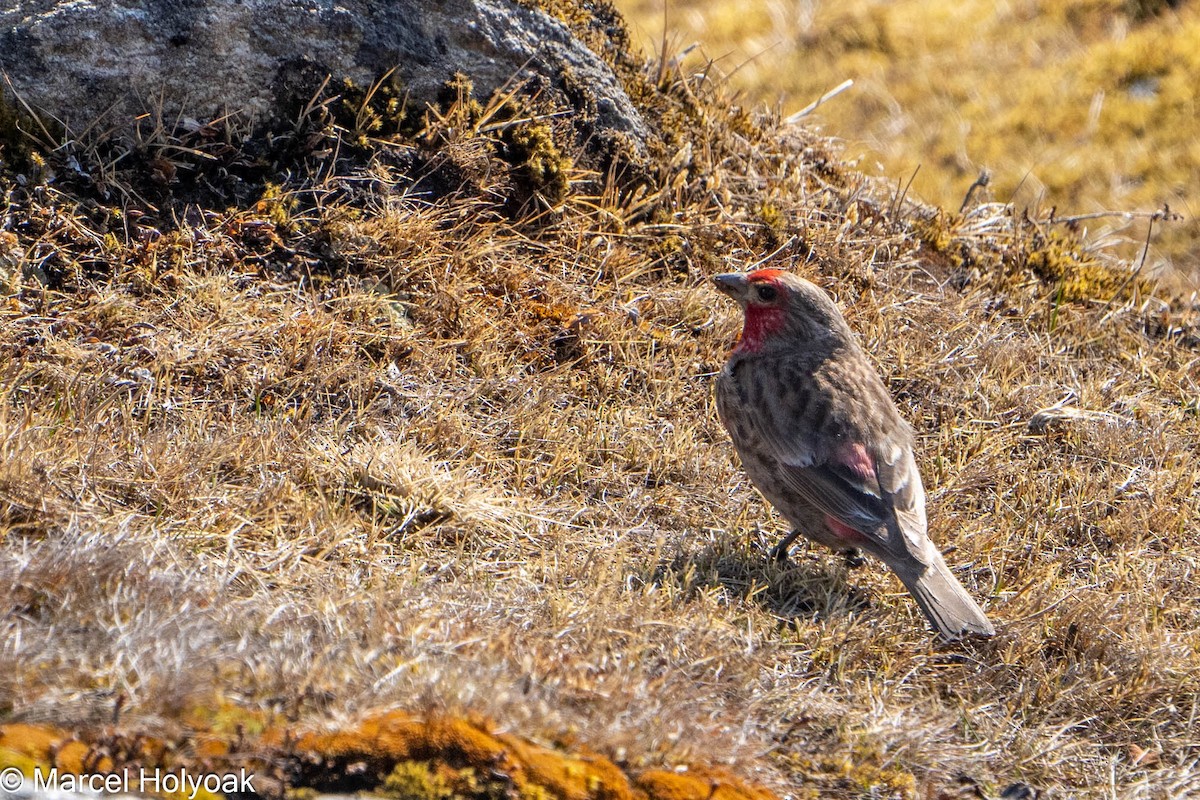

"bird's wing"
[752,415,928,554]
[776,453,891,537]
[872,444,930,554]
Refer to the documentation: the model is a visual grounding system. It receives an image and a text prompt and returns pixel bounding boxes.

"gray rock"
[0,0,646,142]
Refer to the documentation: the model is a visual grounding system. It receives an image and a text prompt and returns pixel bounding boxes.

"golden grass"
[616,0,1200,276]
[2,7,1200,798]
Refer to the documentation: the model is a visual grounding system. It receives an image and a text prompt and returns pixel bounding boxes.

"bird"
[712,269,995,639]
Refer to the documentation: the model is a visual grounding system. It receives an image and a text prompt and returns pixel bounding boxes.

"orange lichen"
[635,767,777,800]
[193,736,230,760]
[286,714,636,800]
[499,734,634,800]
[1,714,783,800]
[0,725,156,778]
[53,740,98,774]
[419,716,512,765]
[284,712,512,767]
[0,724,66,761]
[274,713,784,800]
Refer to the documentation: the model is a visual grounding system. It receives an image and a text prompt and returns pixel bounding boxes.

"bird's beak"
[712,272,750,302]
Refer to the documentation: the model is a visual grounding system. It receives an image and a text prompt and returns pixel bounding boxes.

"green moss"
[255,182,300,231]
[1025,230,1130,302]
[380,761,512,800]
[758,202,784,231]
[435,73,487,130]
[0,93,44,176]
[448,767,512,800]
[910,210,956,254]
[502,122,572,205]
[518,783,555,800]
[334,74,415,145]
[515,0,772,222]
[382,761,453,800]
[0,746,41,777]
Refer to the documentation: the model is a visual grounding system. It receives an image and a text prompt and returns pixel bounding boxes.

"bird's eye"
[755,284,778,302]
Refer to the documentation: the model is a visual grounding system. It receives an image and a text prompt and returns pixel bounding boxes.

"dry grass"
[2,9,1200,799]
[616,0,1200,277]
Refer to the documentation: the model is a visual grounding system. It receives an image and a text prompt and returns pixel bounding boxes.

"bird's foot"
[841,549,866,569]
[769,529,804,565]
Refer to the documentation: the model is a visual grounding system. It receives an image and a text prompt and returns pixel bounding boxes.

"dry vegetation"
[2,2,1200,799]
[616,0,1200,275]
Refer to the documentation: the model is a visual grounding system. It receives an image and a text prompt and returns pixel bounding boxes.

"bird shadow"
[648,533,874,625]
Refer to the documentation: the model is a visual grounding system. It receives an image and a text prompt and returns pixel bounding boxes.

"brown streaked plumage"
[713,269,995,640]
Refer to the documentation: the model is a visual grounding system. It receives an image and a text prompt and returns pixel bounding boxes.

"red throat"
[735,304,786,353]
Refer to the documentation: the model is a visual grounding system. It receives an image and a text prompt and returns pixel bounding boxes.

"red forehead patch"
[747,268,788,283]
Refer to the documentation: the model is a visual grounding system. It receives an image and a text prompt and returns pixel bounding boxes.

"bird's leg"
[841,549,866,569]
[769,529,804,564]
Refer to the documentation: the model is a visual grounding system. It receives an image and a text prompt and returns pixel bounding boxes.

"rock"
[0,0,646,143]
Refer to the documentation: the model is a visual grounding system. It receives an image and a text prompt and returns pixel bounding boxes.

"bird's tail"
[894,550,995,640]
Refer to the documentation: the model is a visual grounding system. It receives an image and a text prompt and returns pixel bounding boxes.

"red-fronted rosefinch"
[713,269,995,639]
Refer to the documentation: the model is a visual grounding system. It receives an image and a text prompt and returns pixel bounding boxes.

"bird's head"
[712,269,849,354]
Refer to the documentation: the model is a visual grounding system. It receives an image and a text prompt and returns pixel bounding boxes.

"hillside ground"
[616,0,1200,276]
[2,3,1200,798]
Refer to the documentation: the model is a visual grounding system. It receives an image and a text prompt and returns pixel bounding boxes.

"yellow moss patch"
[284,711,423,760]
[0,746,41,777]
[381,761,454,800]
[182,701,271,738]
[775,754,918,800]
[504,122,572,205]
[0,724,195,795]
[910,210,956,254]
[0,725,106,774]
[194,737,231,760]
[254,183,301,233]
[1025,230,1133,302]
